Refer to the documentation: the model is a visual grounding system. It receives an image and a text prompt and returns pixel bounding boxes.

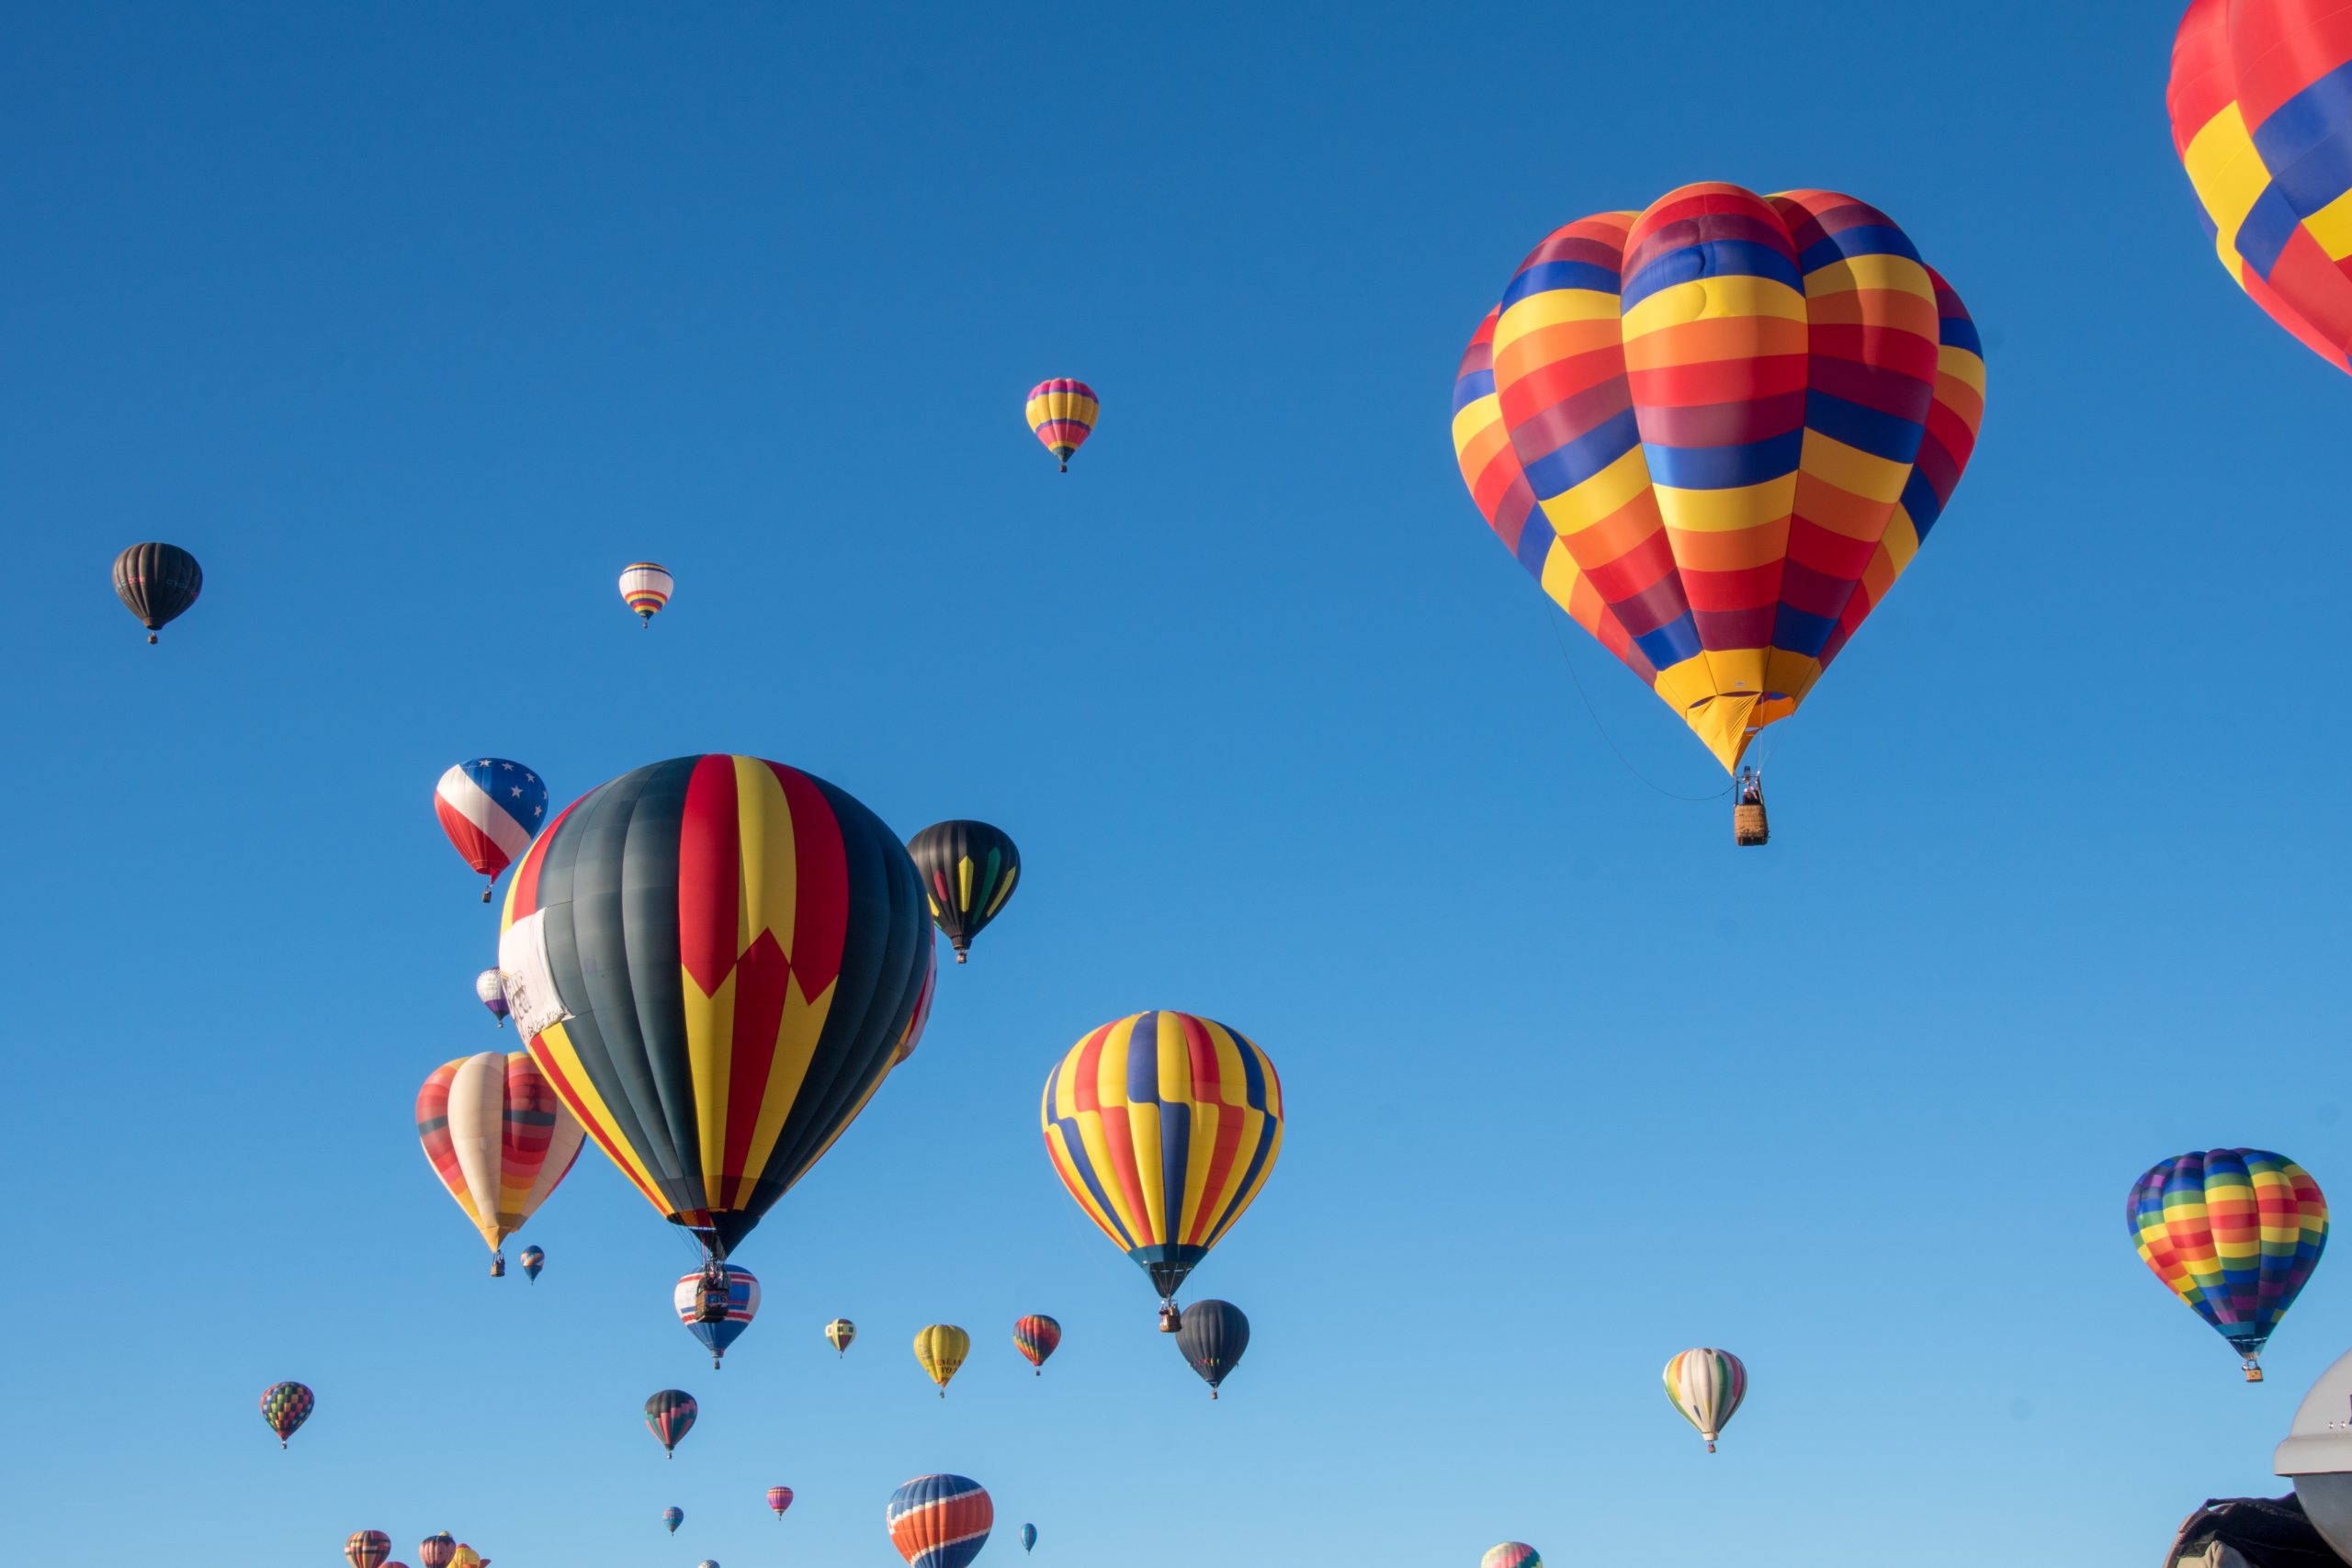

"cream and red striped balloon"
[1481,1544,1541,1568]
[415,1052,585,1270]
[1663,1347,1747,1452]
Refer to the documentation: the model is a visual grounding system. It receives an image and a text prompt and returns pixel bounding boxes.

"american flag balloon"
[434,759,548,900]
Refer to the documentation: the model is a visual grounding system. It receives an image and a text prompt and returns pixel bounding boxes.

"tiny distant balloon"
[914,1324,970,1396]
[259,1381,312,1448]
[434,760,548,900]
[887,1473,993,1568]
[674,1265,761,1368]
[1175,1299,1249,1398]
[1482,1546,1541,1568]
[825,1317,857,1356]
[767,1486,794,1519]
[346,1530,391,1568]
[2129,1147,2328,1382]
[1022,1523,1037,1552]
[618,562,673,626]
[112,542,202,643]
[645,1389,698,1456]
[475,969,509,1026]
[1663,1348,1747,1452]
[908,821,1022,964]
[419,1534,456,1568]
[1012,1314,1061,1375]
[662,1507,684,1536]
[1024,378,1097,472]
[518,1245,543,1282]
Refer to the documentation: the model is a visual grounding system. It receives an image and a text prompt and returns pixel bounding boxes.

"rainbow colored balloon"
[1024,378,1097,471]
[1012,1314,1061,1374]
[346,1530,391,1568]
[2129,1148,2328,1382]
[1482,1545,1541,1568]
[1663,1348,1747,1452]
[2169,1,2352,369]
[887,1473,992,1568]
[1452,183,1984,773]
[258,1381,312,1449]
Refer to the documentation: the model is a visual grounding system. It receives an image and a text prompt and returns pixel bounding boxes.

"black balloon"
[1175,1299,1250,1398]
[112,542,203,643]
[907,819,1022,962]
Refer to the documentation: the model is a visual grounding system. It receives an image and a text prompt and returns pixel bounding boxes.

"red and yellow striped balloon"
[1024,378,1097,471]
[1453,183,1985,773]
[415,1052,586,1268]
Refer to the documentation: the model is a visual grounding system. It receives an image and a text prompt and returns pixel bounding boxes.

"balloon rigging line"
[1538,599,1732,804]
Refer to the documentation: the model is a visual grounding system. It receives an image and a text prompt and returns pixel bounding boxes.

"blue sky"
[5,3,2349,1564]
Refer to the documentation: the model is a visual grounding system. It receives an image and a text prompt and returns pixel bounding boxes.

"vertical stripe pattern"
[1662,1348,1748,1450]
[414,1051,585,1257]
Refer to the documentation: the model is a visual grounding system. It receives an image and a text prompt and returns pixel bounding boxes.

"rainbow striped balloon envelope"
[1024,378,1097,471]
[1481,1544,1541,1568]
[2169,0,2352,370]
[1663,1347,1747,1452]
[1451,183,1985,773]
[2129,1147,2328,1381]
[886,1473,993,1568]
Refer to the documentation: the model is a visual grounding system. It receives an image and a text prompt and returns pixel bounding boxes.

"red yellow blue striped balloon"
[887,1473,993,1568]
[1024,378,1097,471]
[1457,184,1985,773]
[1012,1313,1061,1374]
[1040,1011,1283,1323]
[617,562,673,624]
[2170,1,2352,369]
[2129,1148,2328,1381]
[1482,1545,1541,1568]
[1663,1348,1747,1452]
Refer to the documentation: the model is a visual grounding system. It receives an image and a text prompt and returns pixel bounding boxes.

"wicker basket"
[1733,802,1770,847]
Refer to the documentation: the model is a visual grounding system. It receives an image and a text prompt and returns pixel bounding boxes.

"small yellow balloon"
[913,1324,970,1396]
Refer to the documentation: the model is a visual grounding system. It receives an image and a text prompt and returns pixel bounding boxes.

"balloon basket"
[1734,803,1769,847]
[2245,1362,2265,1383]
[147,632,159,645]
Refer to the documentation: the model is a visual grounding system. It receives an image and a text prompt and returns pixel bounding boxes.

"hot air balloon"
[645,1389,698,1457]
[2129,1148,2329,1382]
[1663,1348,1748,1452]
[518,1245,543,1282]
[476,969,510,1027]
[895,946,937,1067]
[259,1381,311,1448]
[447,1549,487,1568]
[887,1474,993,1568]
[1175,1299,1249,1398]
[767,1486,795,1520]
[662,1507,684,1535]
[826,1317,857,1356]
[496,755,933,1265]
[1453,185,1985,826]
[435,760,549,900]
[1482,1546,1542,1568]
[346,1530,391,1568]
[1024,379,1097,471]
[112,542,202,643]
[914,1324,970,1396]
[415,1052,585,1276]
[907,821,1021,964]
[1041,1011,1284,1328]
[618,562,673,626]
[673,1265,761,1367]
[1012,1314,1061,1375]
[420,1534,456,1568]
[1023,1523,1037,1553]
[2169,1,2352,371]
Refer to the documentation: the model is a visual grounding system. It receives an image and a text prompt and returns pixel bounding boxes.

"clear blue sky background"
[5,3,2348,1564]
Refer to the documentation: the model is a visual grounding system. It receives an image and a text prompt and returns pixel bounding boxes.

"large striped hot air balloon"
[415,1052,585,1276]
[894,946,937,1067]
[111,542,202,643]
[2129,1148,2329,1382]
[259,1381,312,1449]
[673,1265,761,1367]
[887,1474,993,1568]
[346,1530,391,1568]
[913,1324,970,1396]
[618,562,673,625]
[496,755,933,1264]
[1663,1348,1748,1452]
[1024,378,1097,471]
[434,760,549,900]
[1452,184,1984,784]
[1012,1314,1061,1375]
[908,820,1021,964]
[2169,1,2352,370]
[1041,1011,1284,1328]
[645,1389,698,1456]
[1175,1299,1249,1398]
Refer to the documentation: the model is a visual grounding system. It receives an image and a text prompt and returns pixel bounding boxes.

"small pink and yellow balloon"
[1024,378,1097,472]
[766,1486,794,1520]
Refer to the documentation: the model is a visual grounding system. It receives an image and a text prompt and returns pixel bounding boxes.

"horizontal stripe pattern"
[2129,1148,2327,1365]
[887,1474,994,1568]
